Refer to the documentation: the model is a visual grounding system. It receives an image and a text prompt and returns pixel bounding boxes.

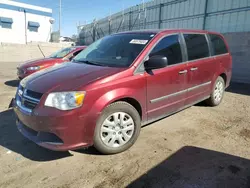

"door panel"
[146,63,187,121]
[145,34,188,121]
[185,58,215,105]
[216,54,232,87]
[145,34,189,121]
[182,33,215,105]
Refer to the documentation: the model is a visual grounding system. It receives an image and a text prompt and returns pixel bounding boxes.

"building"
[78,0,250,83]
[0,0,53,44]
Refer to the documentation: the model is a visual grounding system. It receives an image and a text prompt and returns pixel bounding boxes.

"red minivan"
[17,46,86,79]
[13,29,232,154]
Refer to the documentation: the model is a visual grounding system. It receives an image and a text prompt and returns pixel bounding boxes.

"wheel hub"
[214,80,224,103]
[100,112,135,148]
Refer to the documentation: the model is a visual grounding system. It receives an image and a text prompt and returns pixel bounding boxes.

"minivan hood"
[19,58,62,68]
[20,62,124,93]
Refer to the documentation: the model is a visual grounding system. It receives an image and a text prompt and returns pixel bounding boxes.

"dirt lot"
[1,61,250,188]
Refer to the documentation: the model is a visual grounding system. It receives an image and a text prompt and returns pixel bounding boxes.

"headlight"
[27,66,41,71]
[45,91,86,110]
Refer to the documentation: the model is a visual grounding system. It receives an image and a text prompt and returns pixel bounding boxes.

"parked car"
[17,46,86,79]
[12,29,232,154]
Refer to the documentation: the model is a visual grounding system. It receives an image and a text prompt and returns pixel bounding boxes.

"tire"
[206,76,225,106]
[94,102,141,154]
[94,101,141,154]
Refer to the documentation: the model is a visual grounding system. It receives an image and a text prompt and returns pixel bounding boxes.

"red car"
[17,46,86,79]
[13,29,232,154]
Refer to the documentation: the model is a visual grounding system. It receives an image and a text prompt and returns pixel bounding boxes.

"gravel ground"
[1,61,250,188]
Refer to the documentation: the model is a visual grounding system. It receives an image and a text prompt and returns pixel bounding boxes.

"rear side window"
[150,35,182,66]
[209,34,228,55]
[183,34,209,61]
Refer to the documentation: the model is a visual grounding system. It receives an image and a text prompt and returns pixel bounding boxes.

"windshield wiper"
[73,59,106,67]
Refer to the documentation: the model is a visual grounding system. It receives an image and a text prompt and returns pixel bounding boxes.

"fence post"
[203,0,209,30]
[93,22,96,42]
[158,4,162,29]
[129,10,132,31]
[108,19,111,34]
[144,5,147,29]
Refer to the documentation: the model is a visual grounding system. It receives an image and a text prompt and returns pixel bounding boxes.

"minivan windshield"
[73,33,155,67]
[50,47,75,58]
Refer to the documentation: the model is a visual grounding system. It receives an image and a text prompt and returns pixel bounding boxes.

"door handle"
[190,67,198,71]
[179,70,188,74]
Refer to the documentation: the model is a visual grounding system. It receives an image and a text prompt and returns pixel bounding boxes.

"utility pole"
[59,0,62,37]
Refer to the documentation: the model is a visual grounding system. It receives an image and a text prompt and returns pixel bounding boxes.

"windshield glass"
[50,47,75,58]
[73,33,155,67]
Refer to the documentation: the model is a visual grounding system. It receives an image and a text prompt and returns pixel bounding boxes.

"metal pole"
[109,11,111,34]
[93,19,96,42]
[138,4,141,29]
[158,4,162,29]
[142,0,144,29]
[24,10,27,44]
[129,10,132,31]
[109,19,111,34]
[59,0,62,37]
[144,0,147,29]
[122,1,124,31]
[203,0,209,30]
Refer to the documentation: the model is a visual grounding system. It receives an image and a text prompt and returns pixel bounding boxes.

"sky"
[15,0,151,37]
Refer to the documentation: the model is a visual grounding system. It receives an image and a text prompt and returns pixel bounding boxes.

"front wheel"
[94,102,141,154]
[206,76,225,106]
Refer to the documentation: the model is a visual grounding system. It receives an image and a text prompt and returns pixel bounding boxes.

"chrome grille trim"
[16,85,43,113]
[23,94,40,103]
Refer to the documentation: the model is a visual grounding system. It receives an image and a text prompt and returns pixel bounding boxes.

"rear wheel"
[206,76,225,106]
[94,102,141,154]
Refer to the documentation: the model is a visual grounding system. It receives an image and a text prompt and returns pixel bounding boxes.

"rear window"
[209,34,228,55]
[184,34,210,61]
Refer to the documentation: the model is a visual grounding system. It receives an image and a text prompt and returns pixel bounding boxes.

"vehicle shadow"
[4,80,19,88]
[128,146,250,188]
[226,82,250,96]
[74,147,101,155]
[0,109,72,161]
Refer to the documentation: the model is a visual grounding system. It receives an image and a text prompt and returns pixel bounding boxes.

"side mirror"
[144,55,168,70]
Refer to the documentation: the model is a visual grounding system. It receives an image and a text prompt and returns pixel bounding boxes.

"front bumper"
[13,98,97,151]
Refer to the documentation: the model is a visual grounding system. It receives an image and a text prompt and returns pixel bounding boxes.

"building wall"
[0,0,53,44]
[26,13,52,43]
[224,32,250,84]
[205,0,250,32]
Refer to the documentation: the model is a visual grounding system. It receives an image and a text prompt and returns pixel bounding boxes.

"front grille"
[26,90,43,99]
[17,86,43,111]
[23,99,37,110]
